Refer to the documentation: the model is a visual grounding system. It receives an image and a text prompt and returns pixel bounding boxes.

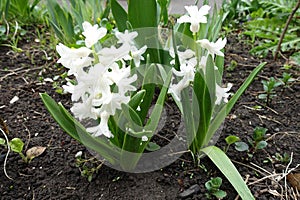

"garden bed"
[0,31,299,199]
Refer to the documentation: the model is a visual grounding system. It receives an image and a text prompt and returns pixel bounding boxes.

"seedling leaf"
[214,190,227,199]
[235,142,249,152]
[0,138,5,145]
[9,138,24,153]
[225,135,240,145]
[146,142,160,151]
[256,141,267,150]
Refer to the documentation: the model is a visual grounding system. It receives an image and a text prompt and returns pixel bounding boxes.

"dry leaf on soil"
[287,173,300,190]
[26,146,46,160]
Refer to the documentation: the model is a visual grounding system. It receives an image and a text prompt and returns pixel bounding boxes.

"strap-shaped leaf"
[192,70,211,150]
[128,89,146,110]
[121,103,143,130]
[157,0,169,24]
[205,62,267,145]
[128,0,157,28]
[111,0,128,31]
[201,146,254,200]
[139,64,157,122]
[40,93,120,164]
[144,69,172,131]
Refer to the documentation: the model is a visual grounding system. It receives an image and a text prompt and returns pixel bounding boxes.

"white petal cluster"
[82,21,107,48]
[215,83,233,105]
[168,47,196,101]
[56,44,93,76]
[197,38,227,58]
[177,5,210,34]
[168,38,231,105]
[56,21,147,138]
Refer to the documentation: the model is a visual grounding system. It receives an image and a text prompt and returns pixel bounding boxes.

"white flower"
[75,151,82,158]
[215,83,233,105]
[129,45,147,67]
[71,63,111,101]
[82,21,107,48]
[115,30,138,46]
[106,63,137,95]
[56,43,93,75]
[177,5,210,34]
[71,96,97,120]
[97,93,131,116]
[62,81,75,94]
[168,62,195,101]
[197,37,227,58]
[86,111,113,138]
[98,44,131,66]
[141,136,148,142]
[168,79,187,102]
[169,47,195,65]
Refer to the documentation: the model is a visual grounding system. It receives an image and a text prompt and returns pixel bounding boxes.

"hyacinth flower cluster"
[168,5,232,105]
[40,2,265,198]
[56,21,147,139]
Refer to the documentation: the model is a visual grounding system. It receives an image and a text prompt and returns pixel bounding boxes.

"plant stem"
[19,152,28,163]
[274,0,300,60]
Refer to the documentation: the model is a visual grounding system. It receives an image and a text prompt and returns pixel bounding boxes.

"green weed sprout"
[258,77,282,105]
[205,177,227,199]
[232,126,268,154]
[280,72,296,87]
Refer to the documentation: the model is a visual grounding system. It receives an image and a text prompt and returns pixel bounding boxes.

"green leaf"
[128,90,146,110]
[40,93,120,164]
[146,142,160,151]
[128,0,158,28]
[205,62,267,145]
[127,0,162,63]
[157,0,169,24]
[9,138,24,153]
[258,94,267,100]
[201,146,255,200]
[235,142,249,152]
[144,69,172,132]
[290,52,300,66]
[121,103,143,130]
[111,0,128,32]
[214,190,227,199]
[40,93,80,141]
[192,70,211,150]
[206,177,222,189]
[0,138,6,145]
[138,64,156,122]
[256,141,267,150]
[225,135,240,145]
[253,126,267,141]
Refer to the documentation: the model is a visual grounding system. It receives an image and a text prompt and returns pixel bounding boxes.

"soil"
[0,29,299,200]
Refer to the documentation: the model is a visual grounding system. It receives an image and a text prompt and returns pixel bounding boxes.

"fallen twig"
[274,0,300,60]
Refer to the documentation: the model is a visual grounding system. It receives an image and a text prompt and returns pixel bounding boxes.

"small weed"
[227,60,238,72]
[273,152,291,164]
[224,135,240,153]
[280,72,296,88]
[258,77,282,105]
[226,127,268,155]
[0,137,46,163]
[75,152,104,182]
[205,177,227,199]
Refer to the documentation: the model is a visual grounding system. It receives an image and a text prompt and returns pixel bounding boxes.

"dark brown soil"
[0,30,299,200]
